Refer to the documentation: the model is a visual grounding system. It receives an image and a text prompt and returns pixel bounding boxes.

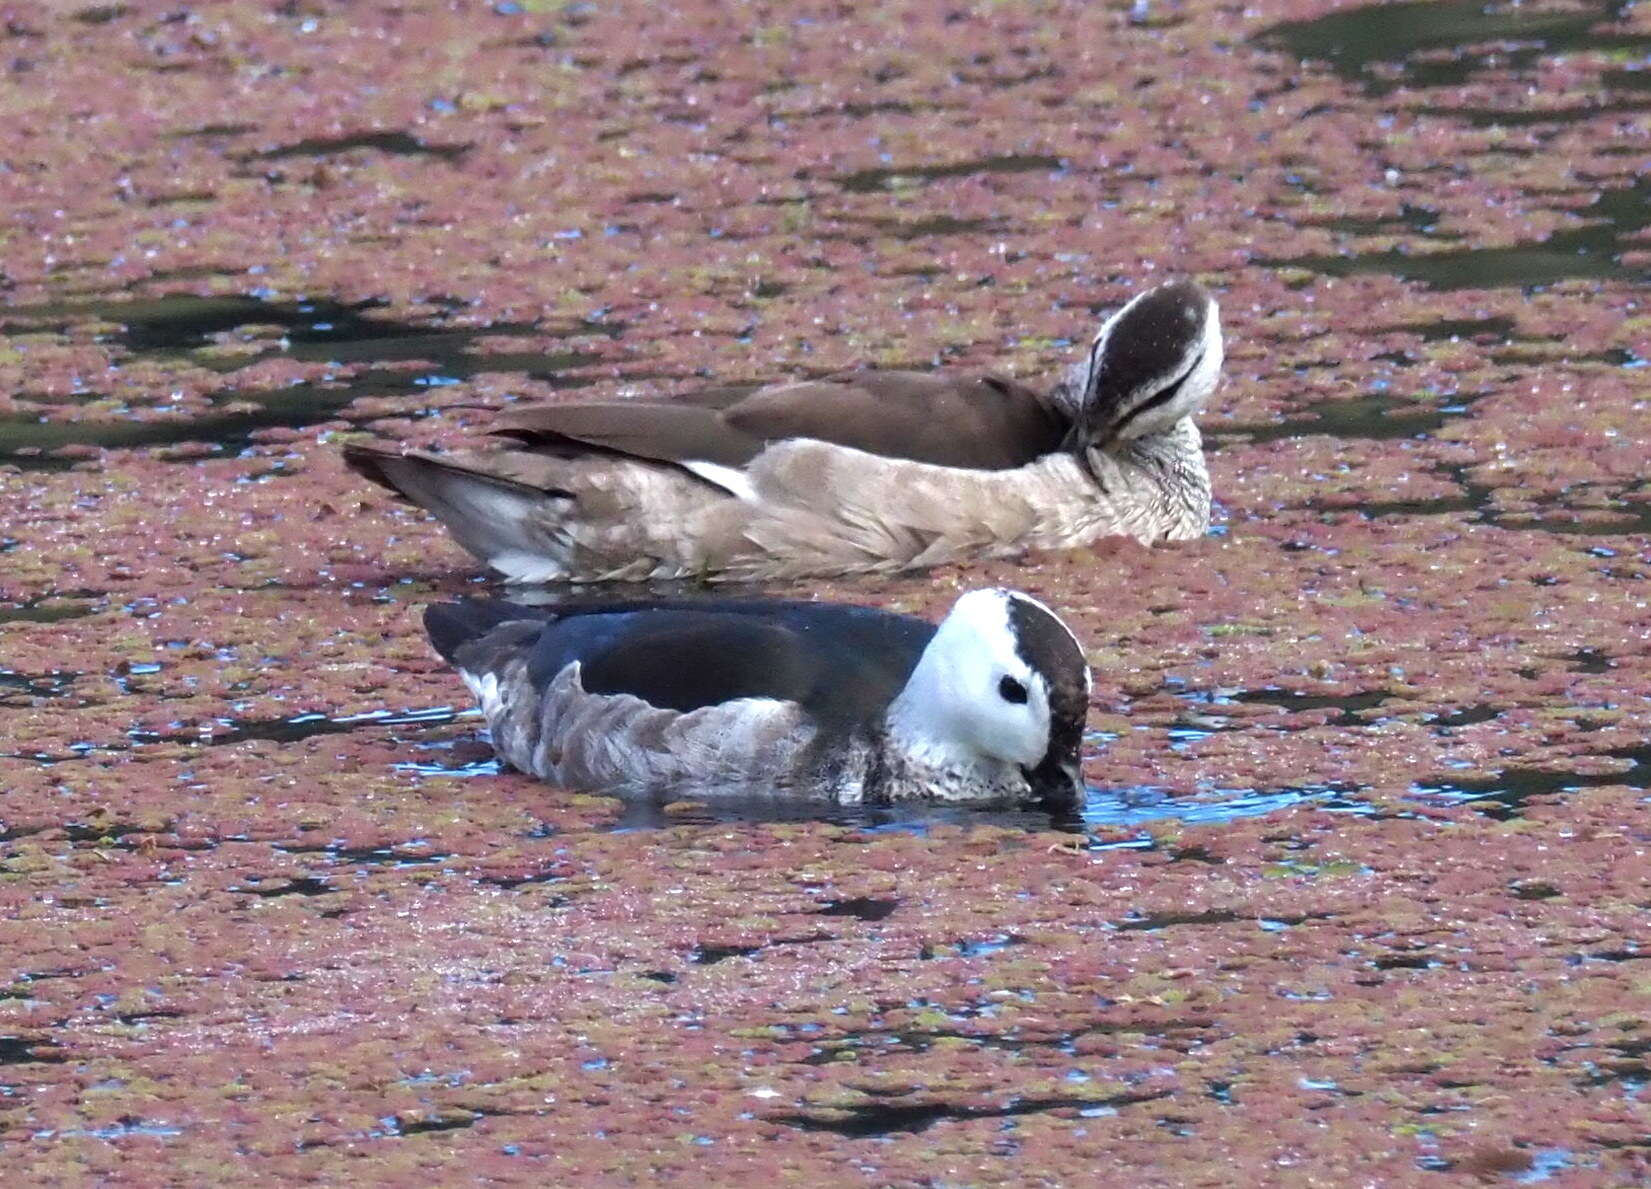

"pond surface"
[3,0,1650,1183]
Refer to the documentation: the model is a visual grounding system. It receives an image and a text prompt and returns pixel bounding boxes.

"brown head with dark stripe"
[1074,279,1223,450]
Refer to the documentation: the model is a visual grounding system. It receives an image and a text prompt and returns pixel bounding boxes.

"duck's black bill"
[1022,754,1085,813]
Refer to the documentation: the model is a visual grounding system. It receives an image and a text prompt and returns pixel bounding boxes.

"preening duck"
[346,279,1221,582]
[424,588,1090,807]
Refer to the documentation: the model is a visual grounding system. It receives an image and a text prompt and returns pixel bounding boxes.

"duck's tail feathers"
[343,443,570,580]
[423,605,555,709]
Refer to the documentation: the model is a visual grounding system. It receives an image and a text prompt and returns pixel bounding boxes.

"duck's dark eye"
[998,675,1029,705]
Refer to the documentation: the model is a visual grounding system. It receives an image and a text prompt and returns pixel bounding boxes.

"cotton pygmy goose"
[423,589,1091,807]
[345,279,1222,582]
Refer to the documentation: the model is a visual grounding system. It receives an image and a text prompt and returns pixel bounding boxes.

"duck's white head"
[1070,279,1223,448]
[886,588,1089,806]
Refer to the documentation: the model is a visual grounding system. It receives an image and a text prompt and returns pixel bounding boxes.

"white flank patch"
[458,483,540,527]
[459,670,506,720]
[489,551,571,584]
[681,461,757,501]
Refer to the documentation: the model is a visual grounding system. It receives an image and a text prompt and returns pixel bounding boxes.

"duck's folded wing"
[490,401,767,467]
[491,371,1069,472]
[532,603,931,721]
[722,371,1067,470]
[432,599,931,722]
[530,611,824,713]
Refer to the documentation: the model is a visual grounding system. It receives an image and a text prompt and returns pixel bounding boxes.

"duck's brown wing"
[491,401,767,466]
[490,370,1069,472]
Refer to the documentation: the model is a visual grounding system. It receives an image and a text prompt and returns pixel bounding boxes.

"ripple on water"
[598,780,1364,841]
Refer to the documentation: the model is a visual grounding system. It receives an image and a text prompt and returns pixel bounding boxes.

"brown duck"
[343,278,1222,582]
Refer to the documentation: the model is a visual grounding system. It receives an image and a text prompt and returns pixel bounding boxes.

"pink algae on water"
[3,0,1651,1184]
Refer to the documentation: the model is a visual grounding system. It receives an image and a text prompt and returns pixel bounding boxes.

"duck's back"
[430,598,935,727]
[492,370,1069,472]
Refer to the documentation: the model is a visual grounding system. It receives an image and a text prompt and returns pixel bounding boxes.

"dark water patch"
[1115,909,1241,932]
[1373,953,1440,970]
[828,214,1003,240]
[0,383,399,469]
[0,291,608,364]
[1374,314,1520,342]
[0,824,49,844]
[1317,203,1447,237]
[1209,392,1473,445]
[1489,346,1645,368]
[0,294,613,466]
[816,897,898,922]
[1415,98,1651,128]
[1269,176,1651,289]
[0,597,101,624]
[393,1111,490,1136]
[169,121,258,139]
[0,366,599,470]
[954,933,1022,958]
[476,867,565,890]
[1570,648,1615,674]
[1232,687,1393,723]
[1258,0,1645,93]
[1511,879,1562,901]
[1276,240,1626,289]
[793,98,934,120]
[150,296,511,358]
[1429,704,1502,728]
[228,876,335,899]
[691,943,762,965]
[0,1036,65,1065]
[64,818,153,843]
[830,154,1065,193]
[73,4,128,23]
[773,1088,1168,1136]
[1497,508,1651,537]
[1413,744,1651,815]
[1314,495,1485,521]
[245,131,469,163]
[0,670,79,699]
[802,1016,1209,1066]
[273,841,449,868]
[1605,68,1651,92]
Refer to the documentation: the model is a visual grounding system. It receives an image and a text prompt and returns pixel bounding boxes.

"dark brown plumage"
[487,370,1069,472]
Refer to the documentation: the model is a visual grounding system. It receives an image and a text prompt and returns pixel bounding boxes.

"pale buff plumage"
[344,278,1222,582]
[418,419,1209,583]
